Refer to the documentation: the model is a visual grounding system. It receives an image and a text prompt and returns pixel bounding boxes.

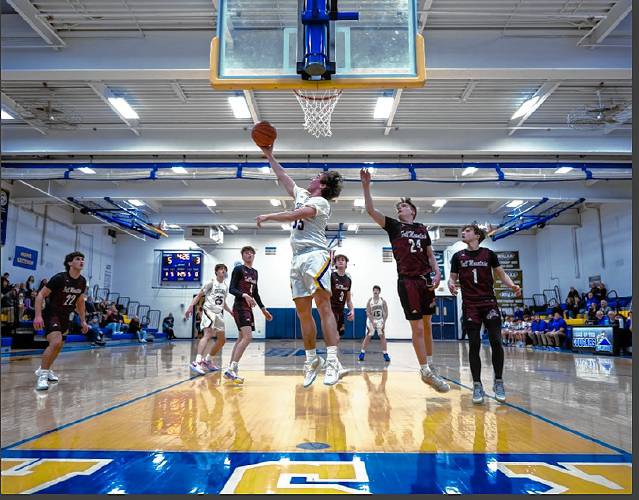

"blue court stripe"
[441,376,631,457]
[1,340,168,359]
[1,374,201,451]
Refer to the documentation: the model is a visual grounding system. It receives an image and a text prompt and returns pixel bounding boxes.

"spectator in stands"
[585,292,598,310]
[564,296,579,319]
[528,314,542,346]
[85,315,106,346]
[162,313,176,340]
[1,276,11,295]
[102,305,124,335]
[596,281,607,300]
[21,292,35,320]
[600,299,612,315]
[522,305,532,317]
[595,310,608,326]
[513,307,524,321]
[586,303,599,323]
[567,286,580,302]
[36,278,48,293]
[128,315,146,343]
[611,312,631,357]
[520,314,532,347]
[24,275,35,293]
[501,315,514,345]
[546,311,567,349]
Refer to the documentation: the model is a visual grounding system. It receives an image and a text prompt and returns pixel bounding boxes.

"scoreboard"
[161,251,203,282]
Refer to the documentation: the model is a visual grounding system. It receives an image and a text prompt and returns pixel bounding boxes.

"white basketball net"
[294,89,342,138]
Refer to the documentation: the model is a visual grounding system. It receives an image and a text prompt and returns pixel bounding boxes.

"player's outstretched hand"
[512,284,522,297]
[33,315,44,331]
[448,281,459,295]
[81,321,89,334]
[256,214,268,228]
[263,308,273,321]
[347,310,355,321]
[360,168,371,185]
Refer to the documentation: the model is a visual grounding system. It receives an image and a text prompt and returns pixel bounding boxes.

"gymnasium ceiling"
[0,1,632,232]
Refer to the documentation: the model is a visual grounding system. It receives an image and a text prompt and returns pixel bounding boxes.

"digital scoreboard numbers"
[161,251,203,282]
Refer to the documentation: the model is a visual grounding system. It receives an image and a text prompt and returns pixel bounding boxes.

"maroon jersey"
[384,216,432,277]
[229,265,264,310]
[44,271,87,319]
[450,247,500,302]
[330,272,352,310]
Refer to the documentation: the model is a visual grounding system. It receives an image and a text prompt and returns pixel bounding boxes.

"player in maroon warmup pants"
[448,224,521,404]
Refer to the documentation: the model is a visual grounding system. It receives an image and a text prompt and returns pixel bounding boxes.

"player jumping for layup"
[185,263,232,375]
[33,252,89,390]
[360,169,449,392]
[224,247,272,384]
[448,224,521,404]
[256,145,344,386]
[331,254,354,341]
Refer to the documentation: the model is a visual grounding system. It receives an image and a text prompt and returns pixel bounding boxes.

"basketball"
[251,121,277,148]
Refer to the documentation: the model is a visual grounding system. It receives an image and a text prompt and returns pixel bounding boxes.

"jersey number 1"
[472,268,478,284]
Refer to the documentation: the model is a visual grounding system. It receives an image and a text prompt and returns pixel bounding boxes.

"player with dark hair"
[359,285,390,362]
[256,145,345,386]
[330,254,354,341]
[360,169,449,392]
[185,263,232,375]
[33,251,88,390]
[224,247,272,384]
[448,224,521,404]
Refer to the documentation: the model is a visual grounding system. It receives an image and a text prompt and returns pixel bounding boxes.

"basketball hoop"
[294,89,342,138]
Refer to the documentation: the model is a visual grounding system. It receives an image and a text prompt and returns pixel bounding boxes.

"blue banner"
[13,246,38,270]
[0,189,8,246]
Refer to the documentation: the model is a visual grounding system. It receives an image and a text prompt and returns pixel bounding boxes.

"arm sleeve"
[229,267,243,299]
[450,252,460,274]
[489,250,501,268]
[253,272,265,309]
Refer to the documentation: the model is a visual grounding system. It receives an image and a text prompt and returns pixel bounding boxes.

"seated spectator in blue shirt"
[595,310,609,326]
[585,292,598,309]
[513,307,524,320]
[599,299,612,315]
[546,312,568,348]
[531,314,548,346]
[528,315,541,346]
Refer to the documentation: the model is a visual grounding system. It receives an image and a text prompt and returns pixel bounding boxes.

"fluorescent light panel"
[507,200,524,208]
[281,223,289,230]
[228,96,251,119]
[227,224,239,231]
[510,96,540,120]
[128,199,145,207]
[259,166,271,174]
[353,198,365,207]
[373,96,394,119]
[78,167,96,174]
[555,166,573,174]
[107,97,139,120]
[432,199,447,208]
[347,224,359,231]
[1,109,14,120]
[461,166,478,176]
[171,166,188,174]
[202,199,217,207]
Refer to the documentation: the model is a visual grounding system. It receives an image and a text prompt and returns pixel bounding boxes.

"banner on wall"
[13,246,38,270]
[1,189,8,246]
[494,251,523,309]
[434,250,446,279]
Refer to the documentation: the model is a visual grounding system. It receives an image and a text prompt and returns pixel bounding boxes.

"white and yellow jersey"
[289,185,331,256]
[200,279,228,314]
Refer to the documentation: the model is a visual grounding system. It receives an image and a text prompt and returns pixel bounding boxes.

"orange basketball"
[251,121,277,148]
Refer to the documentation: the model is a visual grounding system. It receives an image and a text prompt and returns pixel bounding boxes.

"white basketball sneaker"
[303,356,325,388]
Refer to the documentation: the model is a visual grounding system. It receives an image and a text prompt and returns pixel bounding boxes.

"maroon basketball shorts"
[397,276,436,321]
[233,307,255,332]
